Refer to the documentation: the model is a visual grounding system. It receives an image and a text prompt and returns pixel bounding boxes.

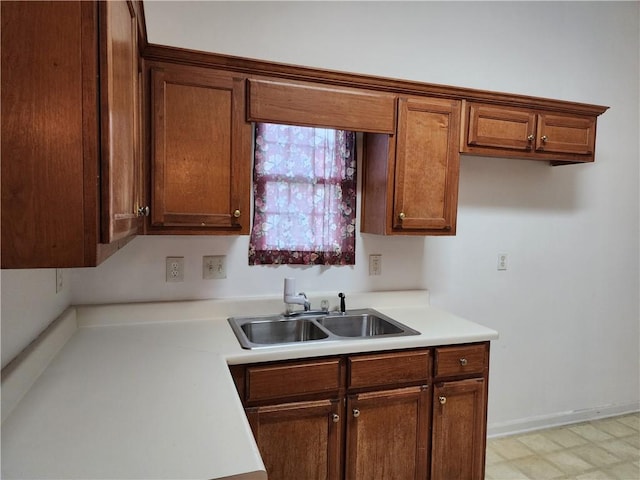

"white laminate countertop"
[1,290,498,480]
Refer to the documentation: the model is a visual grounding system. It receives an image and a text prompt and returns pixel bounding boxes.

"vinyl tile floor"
[485,413,640,480]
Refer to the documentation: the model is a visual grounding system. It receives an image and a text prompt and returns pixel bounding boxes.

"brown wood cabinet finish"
[1,1,142,268]
[231,344,488,480]
[247,78,397,134]
[100,0,143,243]
[362,97,461,235]
[348,349,430,390]
[435,343,489,379]
[246,399,342,480]
[148,62,251,233]
[143,44,607,119]
[144,44,607,239]
[346,386,430,480]
[462,101,598,164]
[245,358,343,404]
[432,378,488,480]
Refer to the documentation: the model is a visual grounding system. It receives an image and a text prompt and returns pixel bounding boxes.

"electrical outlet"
[203,255,226,279]
[166,257,184,282]
[497,253,508,271]
[369,254,382,276]
[55,268,64,293]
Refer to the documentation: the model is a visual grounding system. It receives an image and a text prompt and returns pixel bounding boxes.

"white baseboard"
[487,402,640,438]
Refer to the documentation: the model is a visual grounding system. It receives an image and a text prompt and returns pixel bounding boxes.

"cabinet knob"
[541,135,548,143]
[352,409,360,418]
[459,358,468,366]
[527,134,535,142]
[233,209,241,218]
[398,212,405,221]
[137,206,150,217]
[332,413,340,423]
[439,396,447,405]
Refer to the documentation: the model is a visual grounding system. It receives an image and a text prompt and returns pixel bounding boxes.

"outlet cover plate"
[166,257,184,282]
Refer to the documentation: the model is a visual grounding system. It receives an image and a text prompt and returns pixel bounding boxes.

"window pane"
[250,123,356,265]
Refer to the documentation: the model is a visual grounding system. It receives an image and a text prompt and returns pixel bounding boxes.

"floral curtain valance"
[249,123,356,265]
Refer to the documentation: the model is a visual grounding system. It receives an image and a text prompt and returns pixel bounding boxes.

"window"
[249,123,356,265]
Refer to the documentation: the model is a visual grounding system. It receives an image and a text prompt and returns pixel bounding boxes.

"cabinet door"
[100,0,142,243]
[345,386,430,480]
[246,399,342,480]
[432,378,487,480]
[466,103,537,152]
[1,1,99,268]
[393,97,460,233]
[150,64,250,233]
[536,113,596,156]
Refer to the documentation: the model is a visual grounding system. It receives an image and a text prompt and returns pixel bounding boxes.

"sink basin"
[240,318,328,345]
[228,308,419,349]
[316,313,404,337]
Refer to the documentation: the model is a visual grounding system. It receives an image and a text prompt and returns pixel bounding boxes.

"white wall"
[1,269,71,368]
[2,1,638,434]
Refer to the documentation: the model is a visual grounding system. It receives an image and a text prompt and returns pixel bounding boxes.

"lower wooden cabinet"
[346,386,430,480]
[231,343,489,480]
[246,399,342,480]
[431,379,487,480]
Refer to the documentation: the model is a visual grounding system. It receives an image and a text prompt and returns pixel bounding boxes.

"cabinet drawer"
[348,350,430,390]
[435,344,488,378]
[246,358,342,403]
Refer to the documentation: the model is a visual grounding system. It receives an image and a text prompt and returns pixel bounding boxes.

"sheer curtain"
[249,123,356,265]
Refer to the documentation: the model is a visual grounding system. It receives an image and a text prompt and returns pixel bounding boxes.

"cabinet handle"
[439,396,447,405]
[398,212,405,221]
[332,413,340,423]
[526,134,535,149]
[459,358,468,366]
[137,206,150,217]
[233,209,241,218]
[352,409,360,418]
[541,135,548,143]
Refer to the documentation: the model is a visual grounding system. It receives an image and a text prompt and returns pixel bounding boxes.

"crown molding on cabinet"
[142,43,608,117]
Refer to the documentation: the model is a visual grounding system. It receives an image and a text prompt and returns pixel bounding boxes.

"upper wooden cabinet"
[146,61,251,234]
[247,77,396,134]
[142,44,607,238]
[362,97,461,235]
[100,1,144,243]
[1,1,144,268]
[461,101,598,164]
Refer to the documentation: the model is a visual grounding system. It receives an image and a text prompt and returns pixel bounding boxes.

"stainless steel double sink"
[228,308,420,349]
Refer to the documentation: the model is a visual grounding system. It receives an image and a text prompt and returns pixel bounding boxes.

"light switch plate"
[203,255,226,279]
[369,254,382,276]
